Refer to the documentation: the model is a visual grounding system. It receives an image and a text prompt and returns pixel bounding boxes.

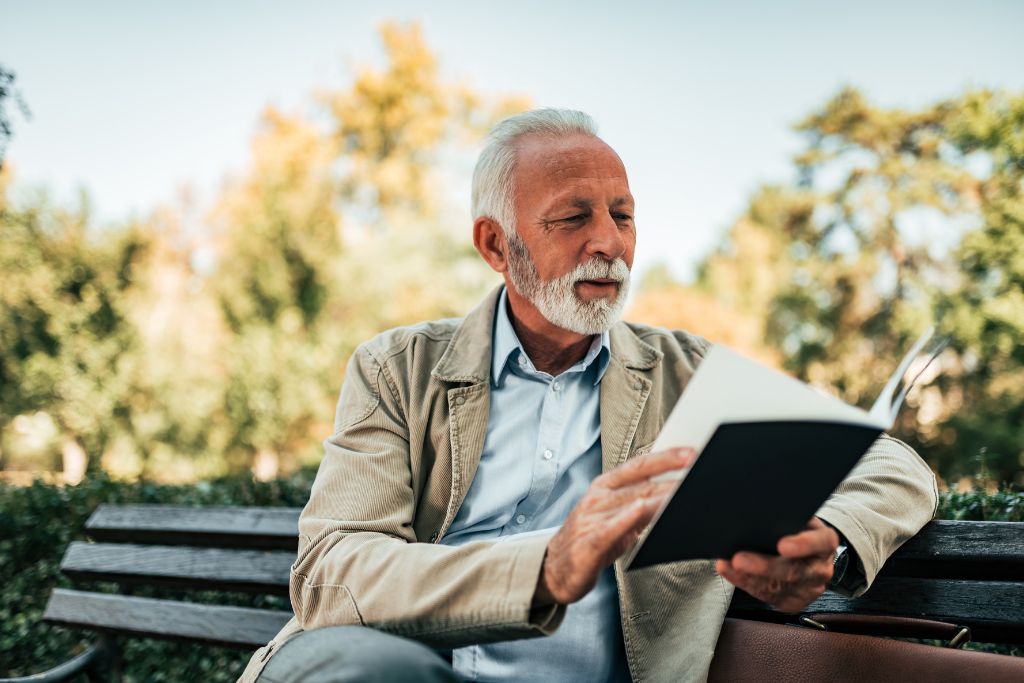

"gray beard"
[505,231,631,335]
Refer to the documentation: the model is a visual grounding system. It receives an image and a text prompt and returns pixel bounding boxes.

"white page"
[649,345,887,482]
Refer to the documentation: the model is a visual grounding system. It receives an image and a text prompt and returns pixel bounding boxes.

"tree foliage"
[0,23,521,479]
[208,22,519,475]
[697,88,1024,486]
[0,64,30,172]
[0,194,150,473]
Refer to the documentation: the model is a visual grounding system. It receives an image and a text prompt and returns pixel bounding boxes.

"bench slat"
[729,577,1024,645]
[80,506,1024,582]
[42,588,292,648]
[85,508,1023,580]
[86,504,300,550]
[61,542,293,595]
[881,520,1024,581]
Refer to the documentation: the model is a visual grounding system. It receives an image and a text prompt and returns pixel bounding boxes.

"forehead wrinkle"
[541,159,624,183]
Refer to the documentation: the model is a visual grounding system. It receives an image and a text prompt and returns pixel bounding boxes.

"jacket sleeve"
[815,434,939,597]
[288,344,564,647]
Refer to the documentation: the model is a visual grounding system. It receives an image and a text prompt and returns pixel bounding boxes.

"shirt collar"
[491,287,611,389]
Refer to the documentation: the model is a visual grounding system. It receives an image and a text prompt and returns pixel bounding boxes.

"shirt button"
[518,356,527,366]
[551,381,561,392]
[542,449,553,460]
[516,514,527,524]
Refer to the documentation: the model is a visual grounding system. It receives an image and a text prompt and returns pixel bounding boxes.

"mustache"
[569,258,630,283]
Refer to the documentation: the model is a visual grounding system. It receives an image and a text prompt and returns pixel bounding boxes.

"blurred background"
[2,0,1023,491]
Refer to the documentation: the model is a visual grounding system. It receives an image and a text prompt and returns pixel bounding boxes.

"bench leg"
[84,634,120,683]
[0,637,114,683]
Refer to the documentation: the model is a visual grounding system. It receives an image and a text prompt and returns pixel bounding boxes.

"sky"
[4,0,1024,281]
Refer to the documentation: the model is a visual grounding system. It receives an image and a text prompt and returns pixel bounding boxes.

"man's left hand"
[715,517,838,613]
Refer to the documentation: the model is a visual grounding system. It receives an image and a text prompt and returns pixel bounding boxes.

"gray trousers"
[256,625,463,683]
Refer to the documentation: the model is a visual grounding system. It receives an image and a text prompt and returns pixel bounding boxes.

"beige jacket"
[239,286,938,683]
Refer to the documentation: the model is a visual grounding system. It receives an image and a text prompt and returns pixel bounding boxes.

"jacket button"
[634,381,643,390]
[455,396,466,406]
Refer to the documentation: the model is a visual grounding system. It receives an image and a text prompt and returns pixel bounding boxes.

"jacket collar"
[431,284,662,383]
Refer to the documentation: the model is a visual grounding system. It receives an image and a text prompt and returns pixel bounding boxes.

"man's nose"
[585,211,627,260]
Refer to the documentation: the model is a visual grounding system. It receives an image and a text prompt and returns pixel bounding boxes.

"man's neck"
[505,288,596,377]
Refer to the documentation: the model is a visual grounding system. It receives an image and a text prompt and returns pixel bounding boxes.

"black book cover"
[620,326,945,571]
[625,420,881,570]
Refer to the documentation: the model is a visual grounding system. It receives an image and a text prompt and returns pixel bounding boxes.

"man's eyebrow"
[610,196,634,207]
[563,197,593,212]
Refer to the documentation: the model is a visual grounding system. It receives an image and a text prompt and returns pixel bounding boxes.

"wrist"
[532,554,558,608]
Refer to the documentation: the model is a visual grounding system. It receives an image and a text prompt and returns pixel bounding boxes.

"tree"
[1,23,526,480]
[627,263,779,366]
[698,88,1024,486]
[933,91,1024,485]
[209,22,524,475]
[0,189,150,478]
[0,65,30,172]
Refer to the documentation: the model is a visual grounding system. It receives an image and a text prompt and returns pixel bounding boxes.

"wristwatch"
[830,543,850,588]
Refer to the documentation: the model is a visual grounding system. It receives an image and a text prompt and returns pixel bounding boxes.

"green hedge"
[0,470,317,681]
[1,474,1020,680]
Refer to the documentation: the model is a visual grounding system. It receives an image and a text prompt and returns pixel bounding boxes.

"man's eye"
[614,213,633,222]
[561,214,586,223]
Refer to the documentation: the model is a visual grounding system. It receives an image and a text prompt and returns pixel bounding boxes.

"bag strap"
[801,613,972,648]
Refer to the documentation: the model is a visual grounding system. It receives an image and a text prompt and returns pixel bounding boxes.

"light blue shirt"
[440,287,631,682]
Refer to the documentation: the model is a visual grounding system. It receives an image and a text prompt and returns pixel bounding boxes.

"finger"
[599,447,695,489]
[575,479,676,519]
[606,479,678,507]
[777,520,839,559]
[730,551,778,577]
[732,552,833,586]
[601,498,660,556]
[717,564,826,612]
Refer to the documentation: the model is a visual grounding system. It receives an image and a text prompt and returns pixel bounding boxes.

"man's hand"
[534,447,695,606]
[715,517,838,613]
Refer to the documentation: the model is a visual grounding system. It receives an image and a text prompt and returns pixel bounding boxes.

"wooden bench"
[6,504,1023,681]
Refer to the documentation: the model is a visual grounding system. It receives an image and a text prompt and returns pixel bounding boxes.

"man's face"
[505,134,636,334]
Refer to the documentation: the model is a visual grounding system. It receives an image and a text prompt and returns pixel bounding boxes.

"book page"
[650,345,882,480]
[868,326,949,424]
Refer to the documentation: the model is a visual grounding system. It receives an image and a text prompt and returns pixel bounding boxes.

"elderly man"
[239,109,937,683]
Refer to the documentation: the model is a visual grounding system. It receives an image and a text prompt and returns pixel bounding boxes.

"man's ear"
[473,216,508,273]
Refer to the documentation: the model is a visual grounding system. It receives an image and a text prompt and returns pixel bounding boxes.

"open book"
[622,327,947,571]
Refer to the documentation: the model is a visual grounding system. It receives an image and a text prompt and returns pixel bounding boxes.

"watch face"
[830,545,850,587]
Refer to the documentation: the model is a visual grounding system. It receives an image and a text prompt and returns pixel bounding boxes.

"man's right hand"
[533,447,695,606]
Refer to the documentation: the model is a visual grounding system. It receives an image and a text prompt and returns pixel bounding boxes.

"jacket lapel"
[430,286,666,523]
[431,286,502,533]
[601,324,663,472]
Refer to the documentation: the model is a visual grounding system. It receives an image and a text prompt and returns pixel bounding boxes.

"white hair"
[471,108,598,236]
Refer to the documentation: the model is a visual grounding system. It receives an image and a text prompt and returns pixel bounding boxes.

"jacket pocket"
[294,580,364,629]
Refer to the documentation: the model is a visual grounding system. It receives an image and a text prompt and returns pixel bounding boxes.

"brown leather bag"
[708,615,1024,683]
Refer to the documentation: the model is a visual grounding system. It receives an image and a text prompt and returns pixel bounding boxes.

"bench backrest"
[43,505,1024,648]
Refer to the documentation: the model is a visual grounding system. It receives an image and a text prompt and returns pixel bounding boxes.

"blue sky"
[4,0,1023,280]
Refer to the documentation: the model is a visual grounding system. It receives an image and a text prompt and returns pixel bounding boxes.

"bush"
[0,475,1020,679]
[0,469,316,681]
[937,489,1022,522]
